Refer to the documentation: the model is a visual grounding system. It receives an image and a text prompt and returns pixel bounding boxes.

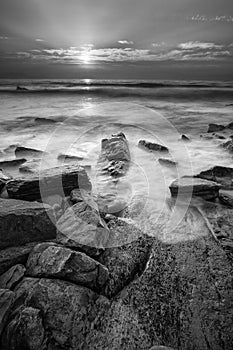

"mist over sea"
[1,79,233,227]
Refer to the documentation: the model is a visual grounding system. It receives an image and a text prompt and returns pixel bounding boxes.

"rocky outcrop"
[0,265,25,290]
[158,158,177,167]
[0,289,15,336]
[6,164,91,201]
[207,123,225,133]
[1,306,46,350]
[0,159,26,169]
[57,200,110,257]
[0,170,11,193]
[0,243,41,275]
[26,242,109,292]
[169,177,221,200]
[0,198,56,249]
[15,146,45,159]
[1,277,109,350]
[195,165,233,189]
[139,140,169,152]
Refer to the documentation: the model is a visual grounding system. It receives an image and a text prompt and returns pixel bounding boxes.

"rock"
[15,146,45,159]
[214,133,226,140]
[99,132,130,177]
[5,277,109,350]
[3,145,19,154]
[19,159,42,174]
[0,170,11,193]
[6,164,91,201]
[16,86,28,91]
[0,159,27,169]
[219,190,233,207]
[0,243,42,275]
[99,217,153,298]
[180,134,190,142]
[226,122,233,129]
[138,140,169,152]
[221,139,233,153]
[57,200,110,257]
[149,347,175,350]
[158,158,177,167]
[1,306,46,350]
[26,242,109,292]
[0,198,56,249]
[195,165,233,189]
[207,123,225,133]
[57,153,84,161]
[0,264,25,290]
[0,289,15,337]
[169,177,221,200]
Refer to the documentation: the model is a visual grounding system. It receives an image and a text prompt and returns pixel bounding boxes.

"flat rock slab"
[195,165,233,189]
[26,242,109,291]
[6,164,91,201]
[3,277,109,350]
[0,242,43,275]
[57,201,109,257]
[0,289,15,336]
[0,198,56,249]
[0,264,25,290]
[15,146,45,159]
[169,177,221,200]
[138,140,169,152]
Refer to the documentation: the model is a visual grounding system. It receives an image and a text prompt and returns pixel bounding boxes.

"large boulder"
[0,289,15,336]
[0,198,56,249]
[26,242,109,292]
[2,277,109,350]
[57,201,110,257]
[6,164,91,201]
[195,165,233,189]
[0,242,42,275]
[0,264,25,290]
[169,177,221,200]
[1,306,46,350]
[138,140,169,152]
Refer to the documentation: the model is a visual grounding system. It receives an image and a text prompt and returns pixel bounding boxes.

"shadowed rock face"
[207,123,225,133]
[0,170,11,193]
[0,289,15,337]
[15,146,45,159]
[6,164,91,201]
[26,242,109,292]
[169,177,221,200]
[195,165,233,189]
[0,264,25,290]
[0,198,56,250]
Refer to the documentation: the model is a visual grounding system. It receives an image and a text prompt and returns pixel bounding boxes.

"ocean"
[1,79,233,239]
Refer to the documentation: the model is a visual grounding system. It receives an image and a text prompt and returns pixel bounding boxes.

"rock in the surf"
[26,242,109,291]
[158,158,177,167]
[195,165,233,189]
[169,177,221,200]
[207,123,225,133]
[99,132,130,177]
[139,140,169,152]
[57,153,84,162]
[180,134,190,142]
[15,146,45,159]
[219,190,233,207]
[6,164,91,201]
[57,200,109,257]
[221,139,233,153]
[0,198,56,250]
[0,264,25,290]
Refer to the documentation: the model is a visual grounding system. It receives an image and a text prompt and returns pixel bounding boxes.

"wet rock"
[0,198,56,249]
[57,153,84,161]
[16,86,28,91]
[219,190,233,207]
[0,264,25,290]
[6,164,91,201]
[214,133,226,140]
[226,122,233,129]
[99,217,153,298]
[207,123,225,133]
[0,170,11,193]
[139,140,169,152]
[0,243,42,275]
[15,146,45,159]
[180,134,190,142]
[57,200,109,257]
[221,139,233,153]
[0,158,26,169]
[169,177,221,200]
[0,289,15,336]
[100,132,130,177]
[158,158,177,167]
[26,242,109,292]
[1,306,46,350]
[8,277,109,350]
[195,165,233,189]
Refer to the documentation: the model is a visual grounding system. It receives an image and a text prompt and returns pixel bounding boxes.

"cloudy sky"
[0,0,233,80]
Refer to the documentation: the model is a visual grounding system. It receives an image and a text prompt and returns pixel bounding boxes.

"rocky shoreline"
[0,129,233,350]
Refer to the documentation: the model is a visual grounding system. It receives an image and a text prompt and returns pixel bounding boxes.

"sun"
[80,51,91,64]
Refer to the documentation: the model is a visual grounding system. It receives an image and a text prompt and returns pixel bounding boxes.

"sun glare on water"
[80,51,91,64]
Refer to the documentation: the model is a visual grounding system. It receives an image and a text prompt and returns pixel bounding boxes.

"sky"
[0,0,233,80]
